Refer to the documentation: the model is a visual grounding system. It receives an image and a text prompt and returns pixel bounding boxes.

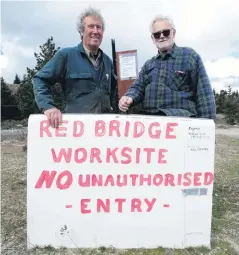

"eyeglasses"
[152,29,172,39]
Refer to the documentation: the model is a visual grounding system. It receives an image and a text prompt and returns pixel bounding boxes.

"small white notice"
[119,53,137,80]
[27,114,215,250]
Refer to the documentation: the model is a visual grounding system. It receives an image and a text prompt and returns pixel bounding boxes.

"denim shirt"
[32,42,118,114]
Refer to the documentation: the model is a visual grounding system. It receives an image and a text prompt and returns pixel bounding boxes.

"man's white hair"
[76,7,105,34]
[149,15,175,33]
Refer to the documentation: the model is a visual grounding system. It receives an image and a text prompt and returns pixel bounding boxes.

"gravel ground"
[1,128,28,141]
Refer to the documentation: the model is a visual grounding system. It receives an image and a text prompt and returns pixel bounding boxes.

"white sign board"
[27,114,215,249]
[119,52,137,80]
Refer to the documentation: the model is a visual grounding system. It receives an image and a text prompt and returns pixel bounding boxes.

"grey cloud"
[2,2,48,46]
[223,81,239,90]
[210,76,239,82]
[227,84,239,89]
[213,76,239,90]
[1,0,239,84]
[1,1,80,49]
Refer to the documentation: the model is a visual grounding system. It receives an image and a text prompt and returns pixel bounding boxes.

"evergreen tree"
[213,88,216,96]
[34,36,60,71]
[1,77,16,105]
[216,90,227,113]
[1,77,21,119]
[13,73,21,84]
[223,85,239,125]
[16,69,39,118]
[17,36,65,118]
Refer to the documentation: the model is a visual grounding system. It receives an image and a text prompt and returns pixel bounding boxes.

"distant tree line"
[1,36,239,124]
[213,87,239,124]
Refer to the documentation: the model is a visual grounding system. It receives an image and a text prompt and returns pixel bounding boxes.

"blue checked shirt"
[125,44,216,119]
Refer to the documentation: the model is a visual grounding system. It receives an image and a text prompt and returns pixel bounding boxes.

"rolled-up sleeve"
[32,49,66,111]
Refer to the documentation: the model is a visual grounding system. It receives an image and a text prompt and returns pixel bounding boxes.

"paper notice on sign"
[119,53,137,80]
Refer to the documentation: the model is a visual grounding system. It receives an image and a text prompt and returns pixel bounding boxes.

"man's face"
[81,16,104,50]
[151,20,175,52]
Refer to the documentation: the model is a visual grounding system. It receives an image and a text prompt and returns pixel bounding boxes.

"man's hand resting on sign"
[44,107,62,128]
[119,96,133,112]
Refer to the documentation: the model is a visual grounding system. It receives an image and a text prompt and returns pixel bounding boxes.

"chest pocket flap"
[166,68,190,91]
[67,72,95,95]
[68,73,93,79]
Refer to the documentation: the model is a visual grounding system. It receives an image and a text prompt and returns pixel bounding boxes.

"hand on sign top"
[119,96,133,112]
[44,107,62,128]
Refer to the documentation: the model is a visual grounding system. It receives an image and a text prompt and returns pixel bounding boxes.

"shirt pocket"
[166,68,190,91]
[66,73,95,96]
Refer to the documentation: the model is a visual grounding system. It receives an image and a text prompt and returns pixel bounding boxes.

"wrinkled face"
[81,16,104,50]
[151,19,175,52]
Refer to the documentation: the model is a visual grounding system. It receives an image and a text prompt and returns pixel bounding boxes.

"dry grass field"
[1,127,239,255]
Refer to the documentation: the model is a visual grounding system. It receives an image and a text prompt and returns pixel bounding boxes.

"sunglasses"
[152,29,172,39]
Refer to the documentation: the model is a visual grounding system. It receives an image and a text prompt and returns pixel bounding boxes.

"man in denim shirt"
[32,7,118,128]
[119,15,216,120]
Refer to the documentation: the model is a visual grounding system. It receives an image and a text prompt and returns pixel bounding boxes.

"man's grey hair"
[76,7,105,34]
[149,15,175,33]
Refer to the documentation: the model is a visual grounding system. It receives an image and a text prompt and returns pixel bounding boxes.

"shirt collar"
[82,43,101,60]
[155,43,178,60]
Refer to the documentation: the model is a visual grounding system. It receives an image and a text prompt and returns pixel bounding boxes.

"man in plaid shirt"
[119,15,216,119]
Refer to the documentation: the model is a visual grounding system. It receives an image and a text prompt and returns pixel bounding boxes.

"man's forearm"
[125,81,145,105]
[124,63,147,105]
[32,49,66,111]
[32,75,55,111]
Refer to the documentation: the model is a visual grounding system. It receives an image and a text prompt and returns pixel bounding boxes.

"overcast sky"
[1,0,239,92]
